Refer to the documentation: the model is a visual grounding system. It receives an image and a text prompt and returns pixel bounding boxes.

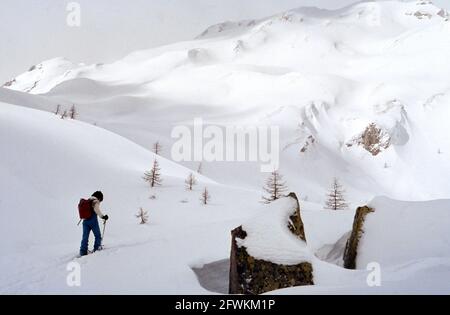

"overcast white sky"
[1,0,449,83]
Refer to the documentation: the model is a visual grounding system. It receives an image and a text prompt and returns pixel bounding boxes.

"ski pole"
[101,219,107,244]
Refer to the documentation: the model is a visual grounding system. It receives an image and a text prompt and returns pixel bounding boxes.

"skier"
[79,191,109,256]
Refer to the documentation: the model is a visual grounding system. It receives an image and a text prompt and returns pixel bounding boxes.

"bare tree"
[185,173,197,191]
[262,171,288,204]
[143,159,162,188]
[60,110,68,119]
[197,162,203,174]
[325,178,349,210]
[200,187,211,205]
[153,141,162,155]
[54,104,61,115]
[135,207,149,224]
[69,104,77,119]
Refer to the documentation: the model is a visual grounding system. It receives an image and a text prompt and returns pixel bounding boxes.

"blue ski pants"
[80,215,102,256]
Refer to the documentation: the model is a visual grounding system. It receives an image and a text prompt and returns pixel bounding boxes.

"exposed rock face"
[348,123,390,156]
[414,11,432,19]
[286,192,306,241]
[229,193,313,295]
[437,9,449,20]
[416,0,433,5]
[348,197,450,268]
[2,79,16,87]
[343,206,374,269]
[360,123,390,155]
[233,40,245,54]
[300,135,316,153]
[197,20,255,39]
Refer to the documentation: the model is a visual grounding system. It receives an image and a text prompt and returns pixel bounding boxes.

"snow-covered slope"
[1,0,450,294]
[3,0,450,206]
[3,58,84,94]
[3,95,448,294]
[0,102,260,293]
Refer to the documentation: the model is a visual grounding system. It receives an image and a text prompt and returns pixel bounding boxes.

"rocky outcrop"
[359,123,390,155]
[437,9,449,20]
[229,193,313,295]
[286,192,306,241]
[197,20,255,39]
[233,40,245,54]
[416,0,432,5]
[414,11,432,19]
[347,123,390,156]
[345,197,450,269]
[300,135,316,153]
[2,79,16,87]
[343,206,374,269]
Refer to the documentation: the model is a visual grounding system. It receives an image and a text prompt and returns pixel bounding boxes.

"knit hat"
[92,191,104,202]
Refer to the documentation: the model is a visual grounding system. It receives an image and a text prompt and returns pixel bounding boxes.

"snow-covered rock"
[229,193,313,294]
[343,197,450,269]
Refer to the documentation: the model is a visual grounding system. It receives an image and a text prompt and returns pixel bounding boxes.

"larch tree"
[69,104,77,119]
[262,170,288,204]
[325,177,349,210]
[200,187,211,205]
[153,141,162,155]
[185,173,197,191]
[143,159,162,188]
[54,104,61,115]
[197,162,203,175]
[136,207,149,224]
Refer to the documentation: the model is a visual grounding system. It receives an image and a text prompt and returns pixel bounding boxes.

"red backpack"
[78,199,94,220]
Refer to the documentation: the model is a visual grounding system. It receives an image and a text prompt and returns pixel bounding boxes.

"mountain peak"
[3,0,449,96]
[196,0,446,39]
[3,57,82,94]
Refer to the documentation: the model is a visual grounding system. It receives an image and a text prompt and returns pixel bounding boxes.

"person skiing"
[79,191,109,256]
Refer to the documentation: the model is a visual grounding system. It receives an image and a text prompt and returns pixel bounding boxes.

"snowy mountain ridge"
[197,0,448,39]
[4,1,449,95]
